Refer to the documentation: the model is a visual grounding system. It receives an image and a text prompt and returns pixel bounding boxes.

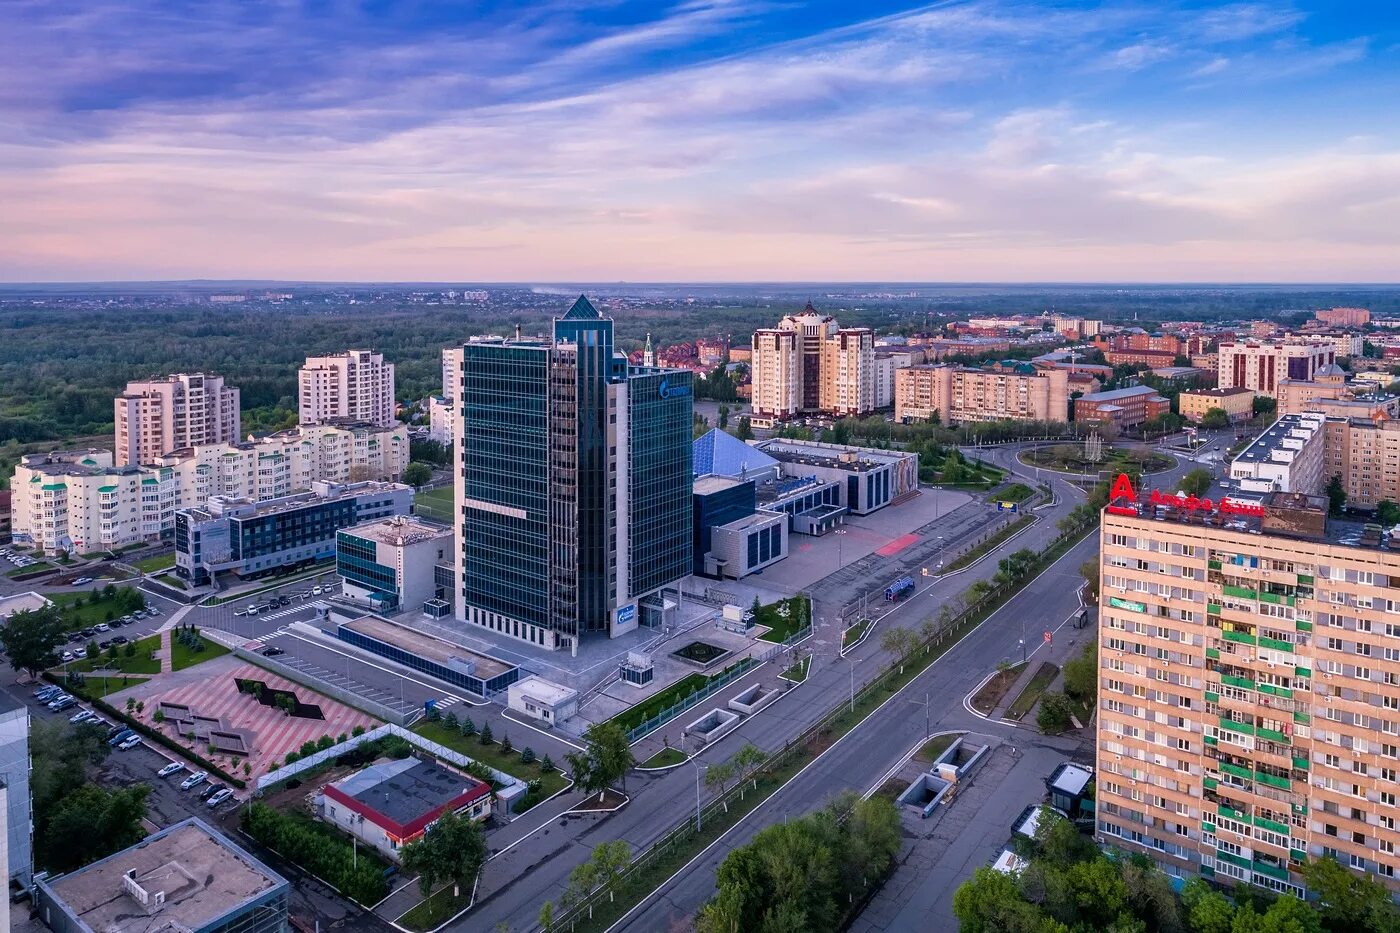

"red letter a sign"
[1109,473,1136,503]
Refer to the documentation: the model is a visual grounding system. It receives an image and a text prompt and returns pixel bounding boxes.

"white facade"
[337,515,452,612]
[299,350,396,427]
[428,396,453,445]
[749,306,874,425]
[1228,413,1327,495]
[507,677,579,723]
[115,372,240,466]
[11,424,407,555]
[441,347,463,403]
[0,699,32,890]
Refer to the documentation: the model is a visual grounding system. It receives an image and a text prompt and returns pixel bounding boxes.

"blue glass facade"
[336,531,398,606]
[692,480,757,576]
[627,370,693,596]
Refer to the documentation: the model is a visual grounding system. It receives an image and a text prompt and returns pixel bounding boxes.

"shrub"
[460,717,476,737]
[242,803,387,905]
[500,732,513,754]
[285,751,301,764]
[520,747,537,765]
[445,711,459,729]
[351,725,366,737]
[1037,692,1074,734]
[316,735,335,751]
[299,740,318,758]
[153,709,165,724]
[479,723,494,745]
[541,754,555,773]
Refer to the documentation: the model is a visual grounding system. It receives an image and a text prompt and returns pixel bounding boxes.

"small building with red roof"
[317,757,492,860]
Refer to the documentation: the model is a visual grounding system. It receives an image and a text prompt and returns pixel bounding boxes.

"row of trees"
[32,720,150,873]
[242,802,389,905]
[956,805,1400,933]
[695,793,902,933]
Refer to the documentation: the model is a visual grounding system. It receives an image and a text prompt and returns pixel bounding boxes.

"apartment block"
[115,373,240,466]
[299,350,396,427]
[893,363,1069,425]
[1219,342,1336,397]
[1074,385,1171,431]
[1097,489,1400,898]
[441,346,464,404]
[1230,415,1327,497]
[1276,366,1350,416]
[11,449,161,554]
[1179,387,1256,424]
[749,304,874,425]
[1314,307,1371,327]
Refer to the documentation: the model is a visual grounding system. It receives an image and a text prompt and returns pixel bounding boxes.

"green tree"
[730,743,766,798]
[718,404,730,429]
[1037,692,1074,734]
[736,416,753,441]
[539,899,555,932]
[0,604,67,678]
[1078,558,1100,602]
[565,721,635,801]
[879,626,921,672]
[40,783,151,873]
[704,761,735,810]
[1062,640,1098,704]
[1326,474,1347,515]
[402,461,433,487]
[1378,500,1400,527]
[1178,468,1214,497]
[1299,854,1398,933]
[400,810,487,896]
[1253,395,1278,419]
[1200,407,1230,429]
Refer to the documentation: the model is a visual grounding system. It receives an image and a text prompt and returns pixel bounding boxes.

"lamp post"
[689,760,708,833]
[834,527,848,570]
[846,657,859,713]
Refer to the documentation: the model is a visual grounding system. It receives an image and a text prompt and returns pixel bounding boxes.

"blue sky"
[1,1,1397,281]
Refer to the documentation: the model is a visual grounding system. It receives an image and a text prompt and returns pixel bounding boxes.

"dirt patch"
[971,663,1027,715]
[873,777,907,803]
[572,788,629,811]
[804,727,836,758]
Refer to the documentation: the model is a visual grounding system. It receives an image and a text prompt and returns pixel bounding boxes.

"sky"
[2,0,1398,283]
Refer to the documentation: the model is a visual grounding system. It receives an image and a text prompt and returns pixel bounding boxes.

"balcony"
[1253,859,1291,881]
[1219,717,1255,736]
[1223,584,1259,600]
[1259,636,1295,652]
[1222,630,1258,646]
[1253,814,1291,835]
[1255,771,1292,790]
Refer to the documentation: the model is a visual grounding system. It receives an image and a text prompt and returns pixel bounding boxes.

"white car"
[312,586,323,595]
[118,735,142,750]
[206,788,234,807]
[180,771,208,790]
[158,762,184,778]
[60,650,74,663]
[68,709,93,724]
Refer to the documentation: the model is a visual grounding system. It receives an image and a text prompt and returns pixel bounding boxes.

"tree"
[718,404,730,429]
[1037,692,1074,734]
[40,783,151,873]
[1253,395,1278,419]
[1326,474,1348,515]
[539,899,555,932]
[730,743,765,798]
[565,722,635,800]
[588,840,631,903]
[1062,640,1098,704]
[736,416,753,441]
[1078,558,1100,603]
[399,810,487,896]
[1200,407,1230,429]
[1178,468,1214,497]
[402,461,433,487]
[705,761,734,810]
[0,604,68,678]
[879,627,920,672]
[1378,500,1400,527]
[1299,854,1398,933]
[479,722,493,745]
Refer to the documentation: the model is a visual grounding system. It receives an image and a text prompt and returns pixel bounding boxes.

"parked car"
[118,735,142,750]
[72,577,93,585]
[200,782,225,800]
[157,762,184,778]
[34,686,60,700]
[261,646,285,657]
[180,771,208,791]
[94,623,110,633]
[206,788,234,807]
[312,586,323,596]
[60,651,74,663]
[68,709,92,723]
[49,697,77,712]
[246,605,259,616]
[80,627,96,637]
[148,607,161,616]
[107,729,135,746]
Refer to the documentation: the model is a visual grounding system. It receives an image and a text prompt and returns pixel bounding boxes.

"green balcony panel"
[1258,728,1289,744]
[1260,637,1294,652]
[1205,692,1220,704]
[1218,804,1244,820]
[1204,777,1219,789]
[1292,756,1309,770]
[1206,647,1221,659]
[1290,849,1308,863]
[1202,865,1216,877]
[1293,711,1310,724]
[1254,816,1290,835]
[1223,585,1259,600]
[1223,674,1256,689]
[1222,630,1258,645]
[1256,772,1291,790]
[1222,763,1253,779]
[1297,574,1314,585]
[1294,665,1311,677]
[1202,821,1217,833]
[1217,850,1254,869]
[1259,592,1282,604]
[1295,620,1313,632]
[1208,604,1222,616]
[1260,684,1293,699]
[1253,860,1291,880]
[1220,718,1256,735]
[1209,560,1222,570]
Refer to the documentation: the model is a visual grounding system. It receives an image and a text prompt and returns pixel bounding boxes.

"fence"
[550,518,1098,931]
[623,655,762,745]
[232,645,413,727]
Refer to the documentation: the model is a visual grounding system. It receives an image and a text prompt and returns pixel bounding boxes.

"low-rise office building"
[175,481,412,585]
[507,676,580,723]
[337,515,452,612]
[706,509,789,579]
[317,757,491,861]
[749,438,918,515]
[1229,414,1326,496]
[1179,387,1256,424]
[34,818,289,933]
[1074,385,1171,430]
[326,613,520,697]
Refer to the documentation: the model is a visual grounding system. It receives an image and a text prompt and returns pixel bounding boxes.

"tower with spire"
[643,333,656,368]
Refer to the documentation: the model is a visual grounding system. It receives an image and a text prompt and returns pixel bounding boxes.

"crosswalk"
[250,626,292,644]
[242,601,326,625]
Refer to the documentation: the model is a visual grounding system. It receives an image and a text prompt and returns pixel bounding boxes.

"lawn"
[780,655,810,684]
[990,483,1035,504]
[171,635,229,671]
[1004,662,1060,722]
[414,486,454,522]
[944,515,1035,573]
[134,553,176,573]
[970,662,1027,715]
[410,720,569,804]
[641,747,688,768]
[914,732,964,763]
[155,573,186,590]
[754,596,811,643]
[399,882,473,932]
[69,674,150,699]
[1021,444,1173,476]
[47,587,147,629]
[65,634,162,674]
[842,619,871,650]
[5,561,54,578]
[606,672,707,732]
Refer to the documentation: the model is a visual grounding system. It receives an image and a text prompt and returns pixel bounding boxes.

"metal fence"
[623,655,761,744]
[549,520,1096,931]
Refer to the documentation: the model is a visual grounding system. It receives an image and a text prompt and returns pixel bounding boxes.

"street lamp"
[689,760,708,833]
[834,527,848,569]
[846,656,859,713]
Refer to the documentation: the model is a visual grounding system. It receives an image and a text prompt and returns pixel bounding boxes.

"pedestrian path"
[158,630,172,674]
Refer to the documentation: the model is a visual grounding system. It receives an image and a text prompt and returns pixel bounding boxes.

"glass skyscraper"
[454,296,692,654]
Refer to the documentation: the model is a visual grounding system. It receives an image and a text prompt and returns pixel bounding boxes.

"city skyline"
[4,1,1398,283]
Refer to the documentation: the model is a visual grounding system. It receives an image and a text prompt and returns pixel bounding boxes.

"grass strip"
[944,515,1035,573]
[914,732,963,763]
[780,656,810,684]
[133,553,176,573]
[171,636,230,671]
[411,721,568,802]
[399,882,473,931]
[641,747,688,769]
[1004,662,1060,721]
[842,619,870,649]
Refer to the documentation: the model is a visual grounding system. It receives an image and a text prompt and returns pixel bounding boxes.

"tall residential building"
[1314,307,1371,327]
[115,373,240,466]
[1218,342,1335,397]
[749,304,874,425]
[299,350,396,427]
[893,363,1069,425]
[11,423,406,555]
[453,296,692,653]
[1097,486,1400,899]
[441,347,464,405]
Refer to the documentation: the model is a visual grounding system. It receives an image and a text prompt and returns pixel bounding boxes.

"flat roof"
[1049,762,1094,796]
[330,758,488,831]
[42,818,285,931]
[344,515,452,546]
[717,510,784,533]
[0,590,51,620]
[693,474,747,496]
[1078,385,1166,402]
[510,676,578,705]
[1182,386,1254,397]
[1233,414,1324,464]
[752,438,913,473]
[342,614,515,681]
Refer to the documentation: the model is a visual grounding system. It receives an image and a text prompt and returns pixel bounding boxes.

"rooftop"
[510,676,578,705]
[693,428,779,479]
[1182,387,1254,397]
[756,473,838,506]
[40,818,286,932]
[326,757,489,834]
[344,515,451,547]
[717,509,785,533]
[341,614,515,681]
[184,481,408,522]
[0,590,52,621]
[1078,385,1167,402]
[692,474,748,496]
[1232,414,1324,465]
[751,437,914,472]
[1049,762,1094,797]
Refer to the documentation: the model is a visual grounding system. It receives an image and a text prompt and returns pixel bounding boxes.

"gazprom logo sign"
[658,377,691,400]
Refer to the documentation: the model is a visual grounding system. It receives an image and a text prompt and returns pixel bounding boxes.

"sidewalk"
[986,604,1094,722]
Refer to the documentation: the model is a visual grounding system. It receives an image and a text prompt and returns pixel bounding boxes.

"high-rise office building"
[299,350,396,427]
[453,296,692,653]
[749,304,874,426]
[1097,484,1400,899]
[115,372,240,466]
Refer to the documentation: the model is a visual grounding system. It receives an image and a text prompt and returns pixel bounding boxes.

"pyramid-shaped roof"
[562,294,602,320]
[692,428,778,479]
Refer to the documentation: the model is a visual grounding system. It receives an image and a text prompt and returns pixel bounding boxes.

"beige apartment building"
[893,363,1069,425]
[749,305,874,425]
[114,373,240,466]
[299,350,396,427]
[1098,492,1400,899]
[1180,387,1256,424]
[11,423,407,555]
[1218,342,1336,397]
